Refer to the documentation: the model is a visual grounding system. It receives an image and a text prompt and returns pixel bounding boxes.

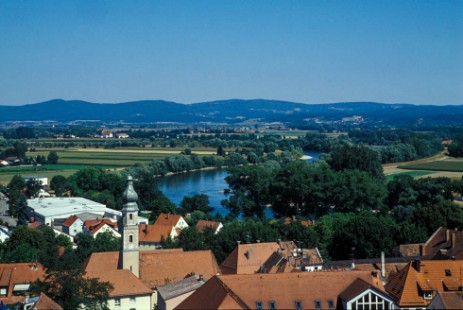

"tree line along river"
[157,151,321,217]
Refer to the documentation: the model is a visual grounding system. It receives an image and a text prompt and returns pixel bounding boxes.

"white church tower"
[119,175,140,277]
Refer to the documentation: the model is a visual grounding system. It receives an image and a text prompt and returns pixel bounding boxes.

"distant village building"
[116,133,129,139]
[24,176,48,186]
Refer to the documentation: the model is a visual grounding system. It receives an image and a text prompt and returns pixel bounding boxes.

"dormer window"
[314,300,322,309]
[327,299,334,309]
[423,290,433,300]
[445,269,452,276]
[295,300,302,310]
[256,301,263,310]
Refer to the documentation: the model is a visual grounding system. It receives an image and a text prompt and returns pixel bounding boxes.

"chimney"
[381,251,386,278]
[413,259,421,272]
[451,233,456,248]
[237,241,241,245]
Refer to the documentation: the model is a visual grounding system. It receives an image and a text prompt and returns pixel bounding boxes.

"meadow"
[0,147,218,185]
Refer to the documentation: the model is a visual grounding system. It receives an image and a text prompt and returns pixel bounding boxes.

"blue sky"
[0,0,462,105]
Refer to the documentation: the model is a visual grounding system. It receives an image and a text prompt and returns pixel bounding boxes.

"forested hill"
[1,99,462,125]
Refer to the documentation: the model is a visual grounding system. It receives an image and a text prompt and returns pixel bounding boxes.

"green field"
[386,171,435,182]
[398,161,463,172]
[0,147,221,185]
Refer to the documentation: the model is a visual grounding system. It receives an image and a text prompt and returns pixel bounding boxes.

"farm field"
[398,160,463,172]
[0,147,219,185]
[383,152,463,180]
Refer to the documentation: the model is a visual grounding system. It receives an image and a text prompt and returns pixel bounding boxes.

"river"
[157,151,321,217]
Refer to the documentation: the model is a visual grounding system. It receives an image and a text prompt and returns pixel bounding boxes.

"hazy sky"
[1,0,462,106]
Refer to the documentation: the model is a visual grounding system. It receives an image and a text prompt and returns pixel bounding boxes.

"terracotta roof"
[154,213,183,227]
[220,242,280,274]
[86,269,152,297]
[62,215,78,227]
[0,262,45,303]
[386,259,463,307]
[195,220,222,233]
[33,292,64,310]
[84,249,220,289]
[422,227,463,257]
[176,271,384,310]
[139,224,175,243]
[28,221,44,229]
[84,218,117,234]
[139,250,221,288]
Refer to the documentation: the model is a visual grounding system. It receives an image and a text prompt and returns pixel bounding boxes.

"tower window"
[129,214,133,220]
[129,235,133,243]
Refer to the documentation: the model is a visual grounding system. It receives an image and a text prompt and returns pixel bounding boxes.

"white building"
[27,197,121,226]
[23,176,48,186]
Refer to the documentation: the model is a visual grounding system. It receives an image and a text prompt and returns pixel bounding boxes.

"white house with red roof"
[83,218,120,238]
[62,215,84,238]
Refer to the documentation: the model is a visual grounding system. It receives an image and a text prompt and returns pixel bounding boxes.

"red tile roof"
[62,215,78,227]
[86,269,152,297]
[220,242,280,275]
[154,213,183,227]
[386,259,463,307]
[195,220,222,233]
[0,262,45,304]
[84,249,221,289]
[176,271,384,310]
[32,292,64,310]
[139,224,175,243]
[84,218,117,234]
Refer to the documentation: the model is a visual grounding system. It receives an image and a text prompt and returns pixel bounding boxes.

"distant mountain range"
[0,99,462,126]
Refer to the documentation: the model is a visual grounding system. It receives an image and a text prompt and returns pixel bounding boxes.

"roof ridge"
[217,276,250,309]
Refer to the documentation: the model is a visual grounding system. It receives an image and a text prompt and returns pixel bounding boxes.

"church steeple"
[120,175,140,277]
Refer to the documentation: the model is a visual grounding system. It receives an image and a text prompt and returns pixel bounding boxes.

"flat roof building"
[27,197,121,225]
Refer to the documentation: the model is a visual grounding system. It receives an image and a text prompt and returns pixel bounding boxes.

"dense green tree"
[8,174,25,217]
[327,144,384,179]
[31,269,113,310]
[165,154,194,173]
[180,194,213,214]
[222,165,273,217]
[217,144,225,156]
[330,212,399,260]
[47,150,59,164]
[50,175,67,197]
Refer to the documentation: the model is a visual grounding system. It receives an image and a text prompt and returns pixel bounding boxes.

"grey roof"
[157,276,206,300]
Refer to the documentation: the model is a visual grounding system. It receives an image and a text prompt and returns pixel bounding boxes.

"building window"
[269,301,276,310]
[314,300,321,309]
[351,291,391,310]
[114,298,121,307]
[129,234,133,243]
[445,269,452,276]
[130,297,136,303]
[327,299,334,309]
[295,300,302,310]
[256,301,263,310]
[0,287,7,297]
